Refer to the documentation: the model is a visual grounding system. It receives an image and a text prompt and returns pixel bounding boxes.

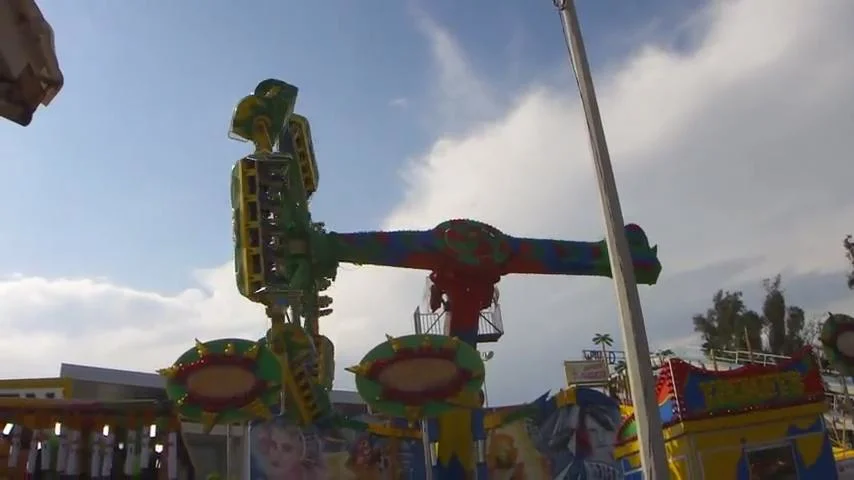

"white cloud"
[389,97,409,109]
[5,0,854,406]
[414,11,500,129]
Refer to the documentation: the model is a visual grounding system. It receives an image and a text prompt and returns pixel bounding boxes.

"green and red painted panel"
[347,334,485,422]
[159,338,282,431]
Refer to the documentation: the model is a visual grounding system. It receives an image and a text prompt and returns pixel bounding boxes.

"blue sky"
[0,0,699,293]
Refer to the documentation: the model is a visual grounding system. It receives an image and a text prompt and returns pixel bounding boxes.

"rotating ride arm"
[329,230,441,270]
[503,223,661,284]
[230,79,335,312]
[230,79,337,427]
[230,78,298,153]
[328,222,661,284]
[265,322,333,426]
[230,79,331,303]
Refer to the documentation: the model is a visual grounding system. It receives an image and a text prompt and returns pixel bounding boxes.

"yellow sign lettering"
[698,371,805,412]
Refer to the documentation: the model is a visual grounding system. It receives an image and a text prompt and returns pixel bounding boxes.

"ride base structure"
[158,78,663,480]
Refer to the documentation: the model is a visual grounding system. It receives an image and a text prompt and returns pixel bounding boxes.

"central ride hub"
[430,219,509,344]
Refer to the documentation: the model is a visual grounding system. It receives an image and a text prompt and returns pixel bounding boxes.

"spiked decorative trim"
[349,334,485,420]
[160,338,281,431]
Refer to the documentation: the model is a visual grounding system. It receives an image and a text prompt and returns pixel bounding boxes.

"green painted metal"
[353,334,485,420]
[164,338,281,425]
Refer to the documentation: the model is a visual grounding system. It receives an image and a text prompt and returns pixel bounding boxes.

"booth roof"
[58,362,365,405]
[0,397,181,431]
[0,397,168,412]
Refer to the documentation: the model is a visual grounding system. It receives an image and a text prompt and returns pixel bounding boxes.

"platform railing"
[412,288,504,343]
[475,304,504,343]
[708,349,791,367]
[413,307,445,336]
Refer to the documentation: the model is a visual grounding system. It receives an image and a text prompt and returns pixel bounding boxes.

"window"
[747,444,798,479]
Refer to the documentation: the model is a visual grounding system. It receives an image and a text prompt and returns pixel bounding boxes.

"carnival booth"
[0,397,192,479]
[615,347,837,479]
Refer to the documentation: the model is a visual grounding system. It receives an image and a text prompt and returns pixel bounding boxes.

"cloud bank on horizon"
[3,0,854,405]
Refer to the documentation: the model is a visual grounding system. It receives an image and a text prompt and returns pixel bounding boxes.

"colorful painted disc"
[821,313,854,375]
[351,334,485,420]
[162,338,282,426]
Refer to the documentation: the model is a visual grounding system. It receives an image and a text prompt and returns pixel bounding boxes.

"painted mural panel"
[248,415,426,480]
[249,388,620,480]
[487,389,622,480]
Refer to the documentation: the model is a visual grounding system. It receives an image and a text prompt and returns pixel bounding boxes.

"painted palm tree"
[592,333,614,356]
[592,333,614,375]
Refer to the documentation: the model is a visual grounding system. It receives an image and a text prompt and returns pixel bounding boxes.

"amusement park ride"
[0,2,849,477]
[0,61,846,480]
[156,78,663,479]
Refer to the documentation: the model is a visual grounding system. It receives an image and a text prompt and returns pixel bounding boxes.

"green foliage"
[784,306,806,353]
[741,310,764,354]
[693,290,757,353]
[762,275,787,353]
[693,275,809,356]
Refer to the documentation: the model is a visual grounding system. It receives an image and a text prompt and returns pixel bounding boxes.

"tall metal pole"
[552,1,670,477]
[480,351,494,407]
[841,374,850,446]
[226,423,232,479]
